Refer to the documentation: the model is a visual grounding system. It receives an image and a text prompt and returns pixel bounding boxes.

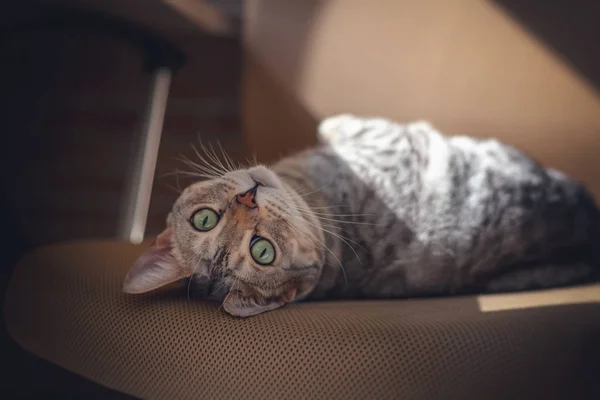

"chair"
[3,4,600,400]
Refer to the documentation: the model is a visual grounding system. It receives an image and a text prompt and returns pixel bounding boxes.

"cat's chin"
[190,275,231,302]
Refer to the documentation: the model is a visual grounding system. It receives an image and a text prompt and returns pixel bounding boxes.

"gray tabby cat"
[123,114,600,317]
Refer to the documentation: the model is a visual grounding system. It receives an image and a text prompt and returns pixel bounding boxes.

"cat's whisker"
[206,141,233,174]
[270,191,305,202]
[315,218,379,227]
[215,277,239,315]
[309,212,374,218]
[214,293,229,315]
[177,153,224,178]
[194,137,230,176]
[216,141,241,172]
[175,169,182,192]
[286,207,367,248]
[297,181,336,197]
[284,216,349,282]
[190,145,229,176]
[158,181,183,195]
[281,214,326,251]
[267,199,375,250]
[272,195,350,210]
[244,157,255,168]
[159,166,209,179]
[186,276,194,300]
[284,201,372,217]
[284,206,379,226]
[157,171,176,179]
[167,168,219,181]
[177,170,216,180]
[187,143,220,173]
[187,158,225,180]
[293,214,365,262]
[216,141,235,171]
[188,145,215,172]
[211,275,231,297]
[282,218,348,286]
[307,204,353,210]
[186,268,199,301]
[274,181,334,201]
[294,211,380,227]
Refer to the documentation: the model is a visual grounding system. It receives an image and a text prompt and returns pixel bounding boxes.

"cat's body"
[123,114,600,317]
[276,115,600,300]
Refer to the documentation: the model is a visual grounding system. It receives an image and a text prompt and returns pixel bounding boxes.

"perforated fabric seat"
[4,241,600,399]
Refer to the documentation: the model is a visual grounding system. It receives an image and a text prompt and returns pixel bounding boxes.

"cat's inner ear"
[223,287,297,318]
[123,228,189,294]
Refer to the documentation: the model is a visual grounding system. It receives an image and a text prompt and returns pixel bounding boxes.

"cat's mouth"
[236,184,259,209]
[190,267,228,298]
[203,274,230,301]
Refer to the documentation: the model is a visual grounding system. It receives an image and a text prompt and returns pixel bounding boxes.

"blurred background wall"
[243,0,600,197]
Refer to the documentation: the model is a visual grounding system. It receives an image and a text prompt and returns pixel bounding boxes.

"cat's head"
[123,165,324,317]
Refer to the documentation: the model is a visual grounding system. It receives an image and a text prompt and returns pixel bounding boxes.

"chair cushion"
[4,240,600,399]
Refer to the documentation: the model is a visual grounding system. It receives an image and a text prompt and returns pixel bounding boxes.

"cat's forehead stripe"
[184,182,229,206]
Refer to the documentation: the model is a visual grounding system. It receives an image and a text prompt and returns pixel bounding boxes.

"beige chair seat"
[4,240,600,399]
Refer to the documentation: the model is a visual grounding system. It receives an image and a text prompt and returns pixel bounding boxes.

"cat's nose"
[236,185,259,209]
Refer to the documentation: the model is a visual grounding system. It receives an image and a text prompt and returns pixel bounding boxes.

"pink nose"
[236,186,258,209]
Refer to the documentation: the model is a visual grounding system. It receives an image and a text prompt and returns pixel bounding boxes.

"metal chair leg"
[118,67,172,244]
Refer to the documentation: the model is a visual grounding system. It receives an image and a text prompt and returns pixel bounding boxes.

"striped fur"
[126,114,600,317]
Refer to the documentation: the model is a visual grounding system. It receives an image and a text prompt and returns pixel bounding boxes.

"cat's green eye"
[250,237,276,265]
[191,208,219,231]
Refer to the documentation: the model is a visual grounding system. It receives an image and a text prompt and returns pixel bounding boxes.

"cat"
[123,114,600,318]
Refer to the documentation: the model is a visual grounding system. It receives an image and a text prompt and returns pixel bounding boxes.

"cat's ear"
[123,228,189,294]
[223,287,297,318]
